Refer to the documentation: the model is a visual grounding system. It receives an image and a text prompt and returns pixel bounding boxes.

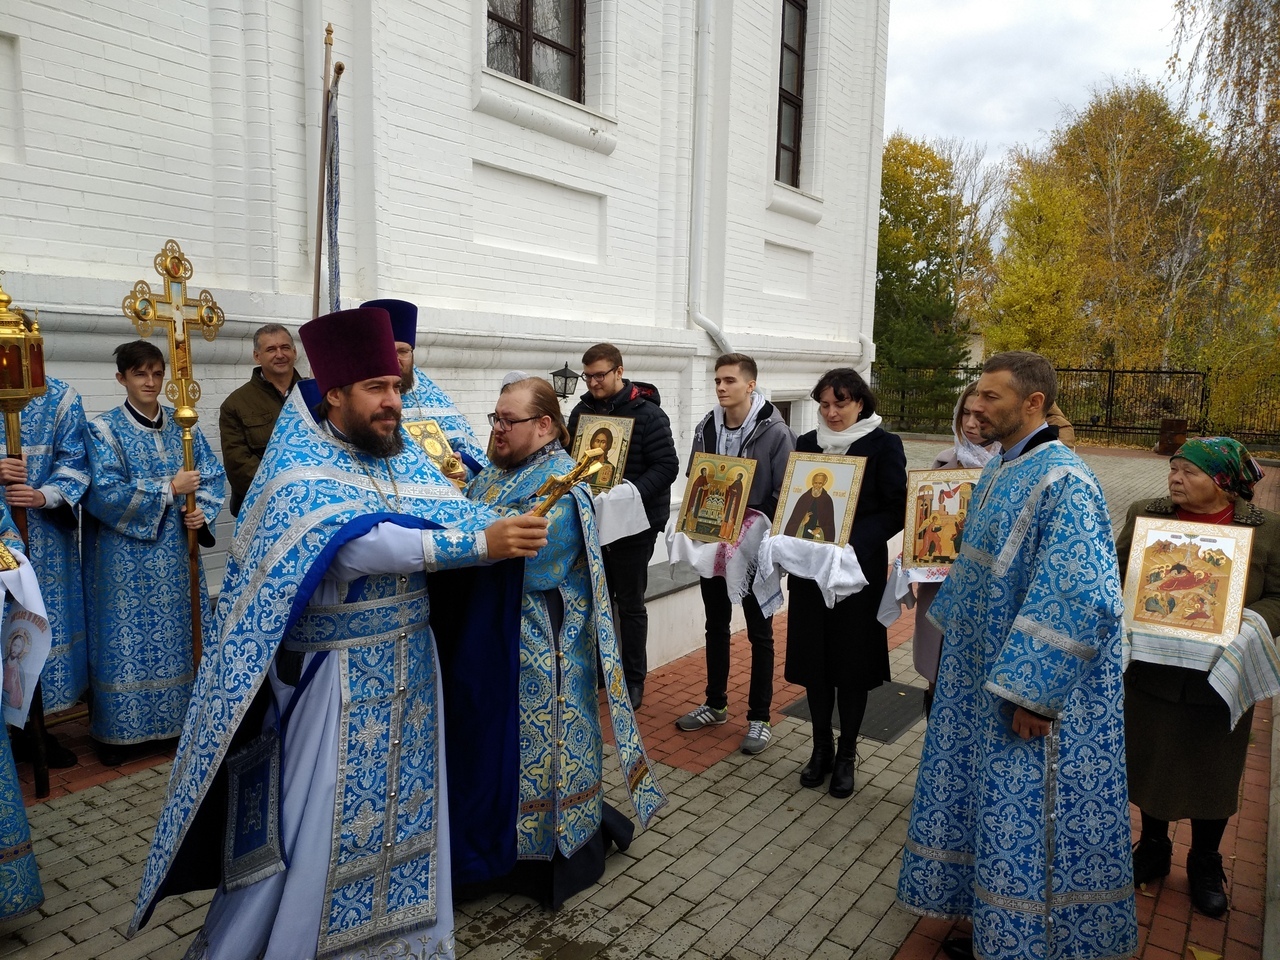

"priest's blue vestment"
[0,505,42,922]
[0,377,91,712]
[467,444,665,862]
[897,437,1136,960]
[132,393,523,960]
[83,404,225,745]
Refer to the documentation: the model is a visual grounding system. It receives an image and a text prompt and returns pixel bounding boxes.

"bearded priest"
[131,307,548,960]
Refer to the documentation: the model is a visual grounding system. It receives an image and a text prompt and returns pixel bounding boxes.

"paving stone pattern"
[0,443,1271,960]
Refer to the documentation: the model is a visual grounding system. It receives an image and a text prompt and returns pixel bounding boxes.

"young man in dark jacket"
[567,343,679,709]
[675,353,796,755]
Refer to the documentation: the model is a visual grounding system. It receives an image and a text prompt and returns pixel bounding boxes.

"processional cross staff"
[121,240,225,665]
[0,274,53,797]
[531,447,605,517]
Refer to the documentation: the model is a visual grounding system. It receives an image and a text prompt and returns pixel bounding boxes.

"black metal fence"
[870,366,1280,452]
[1212,373,1280,450]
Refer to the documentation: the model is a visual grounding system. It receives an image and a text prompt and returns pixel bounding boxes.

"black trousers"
[602,528,659,687]
[699,576,774,722]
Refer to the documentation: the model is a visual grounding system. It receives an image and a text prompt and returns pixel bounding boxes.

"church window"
[775,0,807,187]
[486,0,584,103]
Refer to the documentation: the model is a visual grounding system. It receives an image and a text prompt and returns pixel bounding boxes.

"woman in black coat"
[784,368,907,798]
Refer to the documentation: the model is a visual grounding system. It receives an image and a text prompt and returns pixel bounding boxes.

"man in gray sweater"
[675,353,796,755]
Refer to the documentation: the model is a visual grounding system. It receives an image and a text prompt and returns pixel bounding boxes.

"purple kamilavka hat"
[299,307,399,394]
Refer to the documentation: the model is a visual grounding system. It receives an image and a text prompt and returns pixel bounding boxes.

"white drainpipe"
[688,0,732,356]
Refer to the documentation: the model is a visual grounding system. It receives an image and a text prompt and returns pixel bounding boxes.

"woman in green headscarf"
[1115,437,1280,918]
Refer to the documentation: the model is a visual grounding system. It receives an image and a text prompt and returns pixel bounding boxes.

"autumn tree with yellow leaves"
[981,80,1218,369]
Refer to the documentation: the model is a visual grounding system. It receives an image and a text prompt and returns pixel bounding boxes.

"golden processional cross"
[121,240,225,664]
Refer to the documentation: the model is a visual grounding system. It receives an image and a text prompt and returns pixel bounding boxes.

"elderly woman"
[786,368,906,798]
[1116,437,1280,917]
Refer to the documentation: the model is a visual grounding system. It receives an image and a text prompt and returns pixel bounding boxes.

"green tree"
[873,133,982,424]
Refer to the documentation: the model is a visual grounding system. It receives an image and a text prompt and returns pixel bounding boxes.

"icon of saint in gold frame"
[771,452,867,548]
[677,453,757,543]
[570,414,634,493]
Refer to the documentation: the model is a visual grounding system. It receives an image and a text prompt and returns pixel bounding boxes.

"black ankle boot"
[829,737,856,799]
[1187,849,1228,917]
[800,737,834,788]
[1131,835,1172,886]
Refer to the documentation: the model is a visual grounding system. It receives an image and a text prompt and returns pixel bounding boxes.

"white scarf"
[949,388,999,467]
[816,412,882,455]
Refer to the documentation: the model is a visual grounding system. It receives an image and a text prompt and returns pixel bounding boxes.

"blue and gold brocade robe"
[897,440,1137,960]
[133,394,522,955]
[0,503,42,921]
[82,404,226,745]
[467,444,664,860]
[0,377,91,712]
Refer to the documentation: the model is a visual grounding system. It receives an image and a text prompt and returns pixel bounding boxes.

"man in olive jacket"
[218,323,302,515]
[567,343,679,709]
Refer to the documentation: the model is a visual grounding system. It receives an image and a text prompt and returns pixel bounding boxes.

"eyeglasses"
[581,366,620,383]
[487,413,543,432]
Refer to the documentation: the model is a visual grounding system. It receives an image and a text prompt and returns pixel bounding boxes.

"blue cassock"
[0,503,43,921]
[0,377,91,713]
[897,440,1137,960]
[82,404,226,745]
[131,393,523,957]
[467,445,665,860]
[401,367,488,476]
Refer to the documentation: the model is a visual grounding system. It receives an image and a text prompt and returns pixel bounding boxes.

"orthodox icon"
[677,453,758,543]
[570,414,635,493]
[772,452,867,548]
[901,469,982,570]
[1123,517,1254,646]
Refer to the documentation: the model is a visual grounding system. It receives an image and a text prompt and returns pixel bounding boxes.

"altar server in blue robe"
[465,376,665,909]
[82,340,226,764]
[0,502,44,922]
[364,298,488,480]
[0,375,90,766]
[897,351,1136,960]
[131,307,548,960]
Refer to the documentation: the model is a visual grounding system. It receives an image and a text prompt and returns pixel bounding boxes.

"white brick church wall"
[0,0,890,665]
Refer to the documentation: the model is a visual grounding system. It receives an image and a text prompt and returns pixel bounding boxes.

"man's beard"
[491,436,540,470]
[345,410,405,458]
[978,409,1023,443]
[400,368,415,393]
[490,445,520,469]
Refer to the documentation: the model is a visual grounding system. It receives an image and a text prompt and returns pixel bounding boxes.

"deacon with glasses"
[465,374,665,909]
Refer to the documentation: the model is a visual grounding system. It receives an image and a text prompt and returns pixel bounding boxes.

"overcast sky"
[884,0,1183,159]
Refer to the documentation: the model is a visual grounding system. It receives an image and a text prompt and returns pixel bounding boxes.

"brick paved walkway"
[1,443,1273,959]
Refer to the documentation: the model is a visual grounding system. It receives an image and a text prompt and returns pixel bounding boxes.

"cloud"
[885,0,1179,157]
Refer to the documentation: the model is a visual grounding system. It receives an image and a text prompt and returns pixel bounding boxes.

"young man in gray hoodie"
[675,353,796,754]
